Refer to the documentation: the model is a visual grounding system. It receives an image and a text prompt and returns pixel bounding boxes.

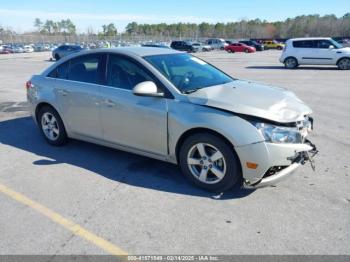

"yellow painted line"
[0,183,128,256]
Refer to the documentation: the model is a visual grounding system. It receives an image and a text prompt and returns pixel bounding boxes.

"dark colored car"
[52,45,84,60]
[239,40,264,51]
[1,45,14,54]
[170,41,199,53]
[142,44,170,49]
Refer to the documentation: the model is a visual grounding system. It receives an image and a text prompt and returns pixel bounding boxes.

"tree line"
[124,14,350,39]
[1,13,350,43]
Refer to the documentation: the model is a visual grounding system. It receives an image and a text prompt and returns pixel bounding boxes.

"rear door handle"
[58,89,69,96]
[104,99,116,107]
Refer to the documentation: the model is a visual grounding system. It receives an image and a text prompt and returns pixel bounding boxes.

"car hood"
[186,80,312,123]
[340,47,350,53]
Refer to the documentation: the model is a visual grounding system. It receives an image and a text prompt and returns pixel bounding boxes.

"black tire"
[337,58,350,70]
[179,133,241,192]
[37,105,68,146]
[284,57,298,69]
[227,49,232,53]
[277,46,283,50]
[55,54,60,60]
[244,49,249,53]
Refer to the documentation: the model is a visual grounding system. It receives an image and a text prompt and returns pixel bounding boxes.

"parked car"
[170,41,199,52]
[142,43,170,49]
[192,42,212,52]
[12,45,24,53]
[239,40,264,51]
[27,47,317,192]
[206,38,228,50]
[23,45,34,53]
[1,45,13,54]
[280,37,350,70]
[33,44,46,52]
[224,43,256,53]
[52,45,84,60]
[262,40,284,50]
[335,38,350,47]
[0,46,11,54]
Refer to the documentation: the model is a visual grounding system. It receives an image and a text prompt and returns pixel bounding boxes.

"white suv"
[280,37,350,70]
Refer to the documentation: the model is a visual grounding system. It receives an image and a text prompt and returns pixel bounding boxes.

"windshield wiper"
[182,88,201,94]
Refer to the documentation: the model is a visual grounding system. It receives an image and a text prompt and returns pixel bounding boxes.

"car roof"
[77,47,181,57]
[288,37,332,41]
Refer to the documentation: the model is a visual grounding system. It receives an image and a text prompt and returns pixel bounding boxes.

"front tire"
[284,57,298,69]
[337,58,350,70]
[38,106,68,146]
[179,133,241,192]
[55,54,60,60]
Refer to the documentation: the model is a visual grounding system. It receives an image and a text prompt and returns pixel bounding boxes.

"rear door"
[292,40,315,64]
[54,53,105,139]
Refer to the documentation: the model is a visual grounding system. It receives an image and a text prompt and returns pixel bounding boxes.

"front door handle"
[104,99,116,107]
[58,89,69,96]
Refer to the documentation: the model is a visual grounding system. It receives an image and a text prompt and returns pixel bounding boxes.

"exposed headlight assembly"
[255,123,302,144]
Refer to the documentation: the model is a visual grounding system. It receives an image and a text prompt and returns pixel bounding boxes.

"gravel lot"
[0,50,349,255]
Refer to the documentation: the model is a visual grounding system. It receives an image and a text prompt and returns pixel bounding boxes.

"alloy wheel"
[285,58,297,69]
[187,143,226,184]
[41,112,60,141]
[338,58,350,70]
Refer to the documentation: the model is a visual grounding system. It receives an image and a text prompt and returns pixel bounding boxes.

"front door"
[100,54,168,156]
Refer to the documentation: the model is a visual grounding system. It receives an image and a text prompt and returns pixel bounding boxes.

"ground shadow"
[246,65,338,70]
[0,116,254,199]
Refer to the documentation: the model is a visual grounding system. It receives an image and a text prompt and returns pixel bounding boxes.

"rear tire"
[284,57,298,69]
[277,46,283,50]
[179,133,241,192]
[38,106,68,146]
[337,58,350,70]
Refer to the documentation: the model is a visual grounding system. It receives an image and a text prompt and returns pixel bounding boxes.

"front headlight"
[255,123,302,144]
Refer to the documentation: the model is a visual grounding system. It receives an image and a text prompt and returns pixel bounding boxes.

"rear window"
[292,40,315,48]
[67,54,101,84]
[47,62,69,79]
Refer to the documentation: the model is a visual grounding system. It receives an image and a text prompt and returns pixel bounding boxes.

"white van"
[279,37,350,70]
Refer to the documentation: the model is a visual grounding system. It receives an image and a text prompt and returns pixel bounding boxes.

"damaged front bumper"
[235,139,318,189]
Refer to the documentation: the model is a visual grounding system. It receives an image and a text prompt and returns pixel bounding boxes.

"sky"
[0,0,348,33]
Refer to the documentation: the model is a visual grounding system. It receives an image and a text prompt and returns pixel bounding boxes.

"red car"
[224,43,256,53]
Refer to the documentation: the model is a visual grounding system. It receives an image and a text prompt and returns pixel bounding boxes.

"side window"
[107,55,154,90]
[47,62,69,79]
[293,40,315,48]
[67,54,102,84]
[316,40,332,49]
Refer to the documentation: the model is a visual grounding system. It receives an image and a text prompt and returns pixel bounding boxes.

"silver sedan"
[27,47,317,192]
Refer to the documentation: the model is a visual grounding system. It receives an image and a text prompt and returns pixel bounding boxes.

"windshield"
[144,53,234,93]
[330,39,343,49]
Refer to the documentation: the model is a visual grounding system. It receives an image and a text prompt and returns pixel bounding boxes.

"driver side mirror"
[132,81,164,97]
[329,45,335,49]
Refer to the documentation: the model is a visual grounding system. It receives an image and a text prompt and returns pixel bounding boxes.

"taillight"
[25,81,33,89]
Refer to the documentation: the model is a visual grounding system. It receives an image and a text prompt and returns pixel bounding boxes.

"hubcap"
[286,58,296,68]
[41,112,59,141]
[339,59,350,70]
[187,143,226,184]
